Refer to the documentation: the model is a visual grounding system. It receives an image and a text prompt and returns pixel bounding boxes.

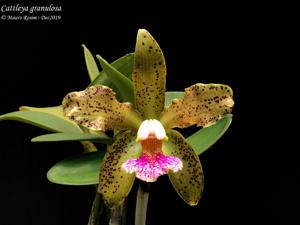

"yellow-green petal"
[62,85,143,131]
[132,29,166,119]
[163,129,204,206]
[98,130,142,208]
[160,83,234,129]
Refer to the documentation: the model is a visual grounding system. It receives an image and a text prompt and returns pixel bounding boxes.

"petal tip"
[188,200,199,206]
[138,28,149,35]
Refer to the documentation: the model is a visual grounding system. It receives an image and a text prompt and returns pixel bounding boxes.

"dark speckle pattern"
[98,130,142,208]
[132,29,166,119]
[62,85,142,131]
[160,83,234,129]
[163,129,204,205]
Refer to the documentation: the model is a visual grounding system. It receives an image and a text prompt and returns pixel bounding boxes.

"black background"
[0,1,299,225]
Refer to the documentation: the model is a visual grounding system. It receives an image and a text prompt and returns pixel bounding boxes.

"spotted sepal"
[132,29,166,119]
[98,130,142,208]
[163,129,204,206]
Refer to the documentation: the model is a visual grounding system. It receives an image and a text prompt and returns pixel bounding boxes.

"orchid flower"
[62,29,234,208]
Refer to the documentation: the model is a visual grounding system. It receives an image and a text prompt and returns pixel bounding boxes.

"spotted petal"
[132,29,166,119]
[62,85,142,131]
[160,83,234,129]
[163,129,204,206]
[98,130,142,208]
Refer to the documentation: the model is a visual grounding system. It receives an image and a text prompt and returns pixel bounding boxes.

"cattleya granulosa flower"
[62,29,234,208]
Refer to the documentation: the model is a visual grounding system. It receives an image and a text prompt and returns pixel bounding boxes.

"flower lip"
[136,119,168,141]
[122,153,183,182]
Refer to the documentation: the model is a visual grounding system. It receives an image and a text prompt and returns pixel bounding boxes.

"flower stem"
[135,182,150,225]
[121,199,128,225]
[88,191,105,225]
[109,205,123,225]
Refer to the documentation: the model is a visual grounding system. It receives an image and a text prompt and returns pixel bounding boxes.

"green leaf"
[91,53,134,86]
[47,151,104,185]
[165,91,184,107]
[0,111,82,133]
[82,44,100,82]
[186,114,233,155]
[90,53,134,102]
[19,105,80,129]
[20,105,62,117]
[32,133,114,144]
[96,54,134,103]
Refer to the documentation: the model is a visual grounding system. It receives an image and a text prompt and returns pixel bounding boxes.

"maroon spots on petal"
[160,83,234,128]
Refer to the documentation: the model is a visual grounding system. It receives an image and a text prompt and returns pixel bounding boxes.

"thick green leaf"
[32,133,114,144]
[96,54,134,103]
[19,105,80,129]
[91,53,134,86]
[82,44,100,82]
[186,114,233,155]
[20,105,62,117]
[165,91,184,107]
[0,111,82,133]
[90,53,134,102]
[47,151,104,185]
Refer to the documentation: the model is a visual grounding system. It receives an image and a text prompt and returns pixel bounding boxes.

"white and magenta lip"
[122,119,182,182]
